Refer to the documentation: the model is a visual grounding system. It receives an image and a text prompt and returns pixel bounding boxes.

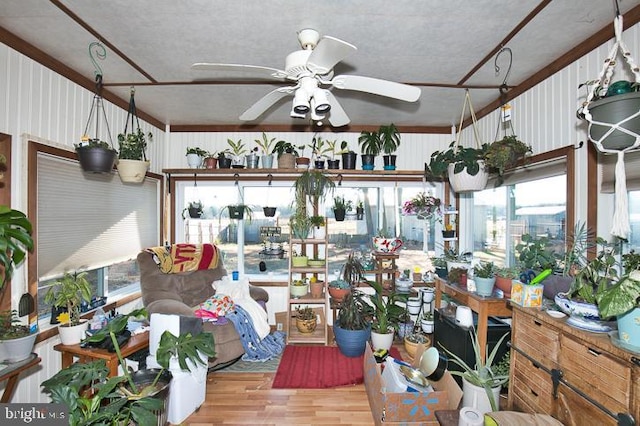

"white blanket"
[213,276,270,339]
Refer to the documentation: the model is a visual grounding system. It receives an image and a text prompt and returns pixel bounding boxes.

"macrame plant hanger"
[582,3,640,239]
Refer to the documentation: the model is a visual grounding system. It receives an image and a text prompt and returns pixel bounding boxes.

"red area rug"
[272,345,401,389]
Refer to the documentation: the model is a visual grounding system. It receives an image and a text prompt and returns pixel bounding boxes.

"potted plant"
[220,203,252,221]
[358,129,382,170]
[185,147,207,168]
[182,200,204,219]
[473,261,497,297]
[425,141,490,193]
[342,252,367,287]
[597,250,640,347]
[310,215,326,239]
[217,149,232,169]
[254,132,281,168]
[293,169,336,213]
[273,140,299,169]
[42,308,215,426]
[227,138,247,168]
[420,310,435,334]
[379,123,401,170]
[203,151,218,169]
[484,135,532,185]
[290,278,308,298]
[368,279,408,350]
[295,144,310,169]
[44,271,92,345]
[0,310,38,363]
[341,148,358,170]
[328,278,351,302]
[116,128,152,183]
[332,195,352,221]
[76,138,118,173]
[355,200,365,220]
[494,266,519,298]
[309,276,324,299]
[404,332,430,363]
[326,139,348,169]
[333,289,374,357]
[432,255,448,279]
[294,305,317,333]
[310,136,333,169]
[401,192,442,221]
[441,328,510,413]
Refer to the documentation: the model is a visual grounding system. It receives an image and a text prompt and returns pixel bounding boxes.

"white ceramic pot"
[420,287,435,303]
[462,377,501,414]
[116,159,150,183]
[0,332,37,363]
[406,297,422,315]
[448,161,489,193]
[186,153,203,168]
[313,226,326,239]
[475,276,496,297]
[421,319,434,334]
[371,329,394,351]
[58,320,89,345]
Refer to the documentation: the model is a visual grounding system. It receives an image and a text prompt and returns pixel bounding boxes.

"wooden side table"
[54,331,149,377]
[434,277,512,360]
[0,354,41,402]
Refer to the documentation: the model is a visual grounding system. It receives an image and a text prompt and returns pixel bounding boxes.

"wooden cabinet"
[509,304,639,425]
[285,230,329,345]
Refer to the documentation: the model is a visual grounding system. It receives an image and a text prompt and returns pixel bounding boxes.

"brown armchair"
[137,249,269,369]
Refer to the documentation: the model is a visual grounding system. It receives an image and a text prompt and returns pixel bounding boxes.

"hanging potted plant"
[326,140,348,169]
[44,271,92,345]
[401,192,442,221]
[358,129,382,170]
[379,123,401,170]
[355,200,365,220]
[115,88,152,183]
[185,147,206,168]
[484,135,532,186]
[182,201,204,219]
[332,196,352,222]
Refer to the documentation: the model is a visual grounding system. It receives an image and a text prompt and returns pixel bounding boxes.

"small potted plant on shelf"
[116,128,152,183]
[226,138,247,168]
[44,271,93,345]
[290,278,309,298]
[379,123,401,170]
[217,149,233,169]
[203,151,217,169]
[358,129,382,170]
[333,289,374,357]
[494,266,519,298]
[328,278,351,302]
[0,310,38,363]
[294,305,317,334]
[441,328,510,413]
[310,136,333,169]
[332,196,352,221]
[185,147,207,168]
[273,140,299,169]
[420,310,435,334]
[254,132,281,169]
[326,139,348,169]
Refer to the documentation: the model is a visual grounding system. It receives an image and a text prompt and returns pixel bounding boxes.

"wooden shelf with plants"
[286,228,330,345]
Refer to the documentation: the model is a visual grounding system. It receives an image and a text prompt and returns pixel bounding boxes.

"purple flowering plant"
[402,192,442,221]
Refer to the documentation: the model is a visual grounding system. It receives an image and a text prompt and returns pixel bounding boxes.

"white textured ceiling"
[1,0,640,131]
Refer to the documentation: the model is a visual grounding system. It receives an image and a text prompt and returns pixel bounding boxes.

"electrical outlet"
[277,322,283,331]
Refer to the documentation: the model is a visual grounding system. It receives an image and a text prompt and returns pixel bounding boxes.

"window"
[175,178,443,280]
[29,142,161,322]
[471,149,573,267]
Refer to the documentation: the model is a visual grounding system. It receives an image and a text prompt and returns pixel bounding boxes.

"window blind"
[486,157,566,187]
[37,152,160,280]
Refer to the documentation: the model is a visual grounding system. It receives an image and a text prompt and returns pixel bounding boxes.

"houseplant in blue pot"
[333,289,373,357]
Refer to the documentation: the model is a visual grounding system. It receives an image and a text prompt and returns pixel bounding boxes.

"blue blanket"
[226,305,285,362]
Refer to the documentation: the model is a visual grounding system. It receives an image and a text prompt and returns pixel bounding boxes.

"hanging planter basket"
[228,205,245,220]
[448,161,489,193]
[581,14,640,239]
[77,145,117,173]
[263,206,277,217]
[116,159,150,183]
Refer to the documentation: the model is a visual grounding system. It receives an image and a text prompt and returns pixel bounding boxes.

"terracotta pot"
[296,317,317,334]
[328,287,350,302]
[403,335,431,363]
[310,281,324,299]
[203,157,217,169]
[495,276,513,298]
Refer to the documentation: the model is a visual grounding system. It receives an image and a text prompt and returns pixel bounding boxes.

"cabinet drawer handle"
[530,389,539,397]
[587,347,601,357]
[533,319,542,326]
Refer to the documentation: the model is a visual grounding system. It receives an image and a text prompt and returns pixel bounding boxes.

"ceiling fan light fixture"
[312,89,331,114]
[292,88,310,114]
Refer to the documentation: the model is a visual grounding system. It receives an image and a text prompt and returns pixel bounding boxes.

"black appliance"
[433,309,511,387]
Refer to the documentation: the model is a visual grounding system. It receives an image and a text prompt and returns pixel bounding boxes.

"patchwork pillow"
[199,294,235,317]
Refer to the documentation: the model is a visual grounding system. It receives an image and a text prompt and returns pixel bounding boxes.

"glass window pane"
[473,186,507,266]
[629,191,640,251]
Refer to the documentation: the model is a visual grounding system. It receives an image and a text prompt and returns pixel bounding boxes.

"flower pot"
[333,321,371,357]
[310,280,324,299]
[616,306,640,347]
[116,159,150,183]
[397,321,415,340]
[312,225,326,239]
[77,146,117,173]
[448,161,488,193]
[383,154,397,170]
[188,207,202,218]
[245,153,260,169]
[186,153,203,168]
[327,159,340,169]
[291,256,308,267]
[442,230,456,238]
[129,369,172,425]
[341,152,357,170]
[356,207,364,220]
[314,159,325,169]
[296,316,317,333]
[434,267,448,279]
[420,287,435,303]
[407,297,422,315]
[587,92,640,150]
[290,283,309,298]
[0,332,38,363]
[218,157,232,168]
[328,287,350,302]
[403,335,430,363]
[295,157,310,169]
[475,276,496,297]
[261,154,274,168]
[494,276,513,298]
[371,329,394,351]
[58,320,89,345]
[361,154,375,170]
[421,318,434,334]
[203,157,218,169]
[333,208,346,221]
[462,377,502,414]
[227,206,245,219]
[278,153,296,169]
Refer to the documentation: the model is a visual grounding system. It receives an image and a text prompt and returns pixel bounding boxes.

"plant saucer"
[546,309,566,319]
[609,331,640,354]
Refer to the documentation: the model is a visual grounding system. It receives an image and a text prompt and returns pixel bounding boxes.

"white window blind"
[37,152,160,280]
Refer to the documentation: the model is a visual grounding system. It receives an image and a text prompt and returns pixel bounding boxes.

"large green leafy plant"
[336,290,373,330]
[0,206,34,289]
[117,128,151,161]
[424,141,489,180]
[368,279,408,334]
[44,271,92,326]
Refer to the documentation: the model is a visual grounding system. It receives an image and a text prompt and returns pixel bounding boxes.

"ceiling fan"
[192,29,421,127]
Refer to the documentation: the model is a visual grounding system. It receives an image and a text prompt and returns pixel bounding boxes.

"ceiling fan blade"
[191,63,289,81]
[325,91,350,127]
[306,36,356,75]
[330,75,421,102]
[239,87,295,121]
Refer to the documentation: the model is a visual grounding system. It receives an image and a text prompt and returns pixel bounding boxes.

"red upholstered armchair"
[137,245,269,369]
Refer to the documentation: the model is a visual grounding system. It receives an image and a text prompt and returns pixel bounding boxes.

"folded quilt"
[146,243,219,273]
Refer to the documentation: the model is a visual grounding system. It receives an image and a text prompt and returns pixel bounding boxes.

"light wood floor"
[184,343,411,425]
